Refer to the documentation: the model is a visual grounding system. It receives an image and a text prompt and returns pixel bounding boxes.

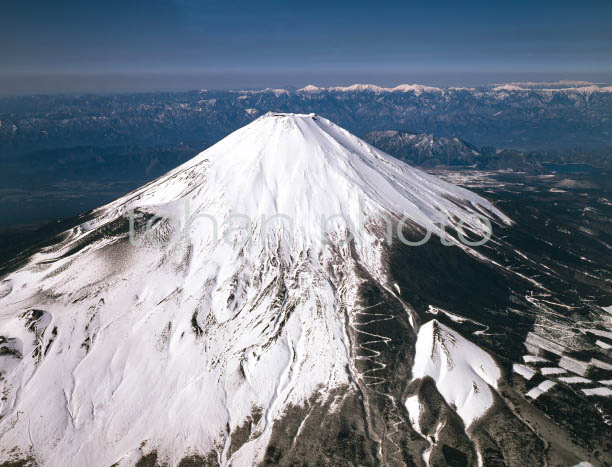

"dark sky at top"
[2,0,612,93]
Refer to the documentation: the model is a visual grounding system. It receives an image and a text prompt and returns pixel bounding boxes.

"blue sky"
[2,0,612,92]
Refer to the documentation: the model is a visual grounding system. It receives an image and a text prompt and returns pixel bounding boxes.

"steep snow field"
[410,320,501,428]
[87,112,510,252]
[0,113,509,466]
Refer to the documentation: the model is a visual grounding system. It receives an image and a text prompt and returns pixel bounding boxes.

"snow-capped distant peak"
[320,83,444,95]
[327,83,387,93]
[492,85,526,92]
[539,85,612,94]
[234,88,289,96]
[297,84,324,93]
[491,83,612,94]
[231,83,612,96]
[391,84,444,95]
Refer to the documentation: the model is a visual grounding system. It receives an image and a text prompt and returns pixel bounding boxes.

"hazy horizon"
[3,0,612,95]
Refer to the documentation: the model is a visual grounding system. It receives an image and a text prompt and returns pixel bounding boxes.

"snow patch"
[558,376,591,384]
[595,340,612,350]
[582,387,612,397]
[525,332,566,356]
[522,355,549,364]
[590,359,612,371]
[540,367,566,376]
[404,395,423,434]
[585,328,612,339]
[526,380,556,400]
[559,356,589,376]
[513,364,536,380]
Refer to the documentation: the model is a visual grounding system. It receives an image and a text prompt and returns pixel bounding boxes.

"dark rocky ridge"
[364,130,546,172]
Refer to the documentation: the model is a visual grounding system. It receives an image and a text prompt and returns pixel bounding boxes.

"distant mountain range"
[2,83,612,160]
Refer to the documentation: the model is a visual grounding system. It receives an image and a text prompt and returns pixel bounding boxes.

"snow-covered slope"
[410,320,501,428]
[88,112,509,249]
[0,113,510,466]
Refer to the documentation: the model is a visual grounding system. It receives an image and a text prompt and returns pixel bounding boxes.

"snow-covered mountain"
[0,113,608,466]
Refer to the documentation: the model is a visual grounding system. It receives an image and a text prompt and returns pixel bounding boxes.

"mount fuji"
[0,113,608,466]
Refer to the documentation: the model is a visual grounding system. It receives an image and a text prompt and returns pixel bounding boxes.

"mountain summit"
[1,113,595,466]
